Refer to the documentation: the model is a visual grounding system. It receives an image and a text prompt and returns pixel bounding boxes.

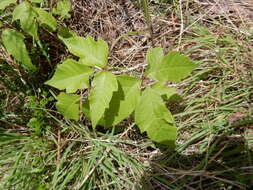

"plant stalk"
[141,0,154,46]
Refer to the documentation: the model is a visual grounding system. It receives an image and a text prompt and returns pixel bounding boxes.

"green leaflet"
[157,51,198,82]
[1,29,36,72]
[61,35,109,68]
[89,71,118,128]
[101,75,141,127]
[0,0,16,10]
[52,0,71,19]
[12,1,38,39]
[145,49,198,83]
[135,88,177,146]
[151,82,180,101]
[56,93,80,121]
[145,47,163,79]
[34,8,57,31]
[45,59,94,93]
[135,88,175,131]
[147,120,177,147]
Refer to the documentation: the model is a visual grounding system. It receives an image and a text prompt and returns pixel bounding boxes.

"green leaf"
[89,71,118,128]
[158,51,198,82]
[56,92,80,121]
[101,75,141,126]
[45,59,94,93]
[0,0,16,10]
[1,29,36,72]
[147,120,177,147]
[151,82,180,101]
[135,88,177,146]
[61,35,109,68]
[145,47,163,79]
[12,1,38,39]
[52,0,71,19]
[146,50,198,83]
[34,8,57,31]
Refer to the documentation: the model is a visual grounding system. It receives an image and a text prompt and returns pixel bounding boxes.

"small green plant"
[0,0,71,73]
[45,29,198,146]
[25,90,53,135]
[0,0,71,134]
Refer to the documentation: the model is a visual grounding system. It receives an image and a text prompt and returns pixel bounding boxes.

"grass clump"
[0,124,145,190]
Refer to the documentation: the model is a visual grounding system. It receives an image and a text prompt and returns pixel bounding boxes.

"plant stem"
[141,0,154,46]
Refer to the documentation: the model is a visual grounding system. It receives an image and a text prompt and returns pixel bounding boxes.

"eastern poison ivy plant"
[0,0,71,73]
[45,30,198,146]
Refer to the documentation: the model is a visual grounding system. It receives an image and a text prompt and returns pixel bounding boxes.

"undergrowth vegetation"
[0,0,253,189]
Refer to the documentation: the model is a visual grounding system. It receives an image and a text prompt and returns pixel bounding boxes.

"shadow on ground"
[138,129,253,190]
